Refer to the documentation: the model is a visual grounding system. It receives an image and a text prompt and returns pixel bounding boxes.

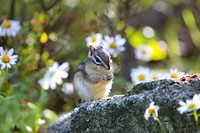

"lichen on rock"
[48,74,200,133]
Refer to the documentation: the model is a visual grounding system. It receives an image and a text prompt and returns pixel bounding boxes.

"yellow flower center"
[2,55,10,63]
[188,103,196,109]
[109,42,116,49]
[138,74,145,81]
[171,73,178,78]
[91,36,97,43]
[141,49,147,55]
[3,20,11,28]
[152,76,158,80]
[148,107,155,115]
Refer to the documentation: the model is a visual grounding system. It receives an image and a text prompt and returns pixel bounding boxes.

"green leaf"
[139,0,156,8]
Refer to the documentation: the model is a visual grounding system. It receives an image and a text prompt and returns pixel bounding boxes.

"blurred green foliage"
[0,0,200,132]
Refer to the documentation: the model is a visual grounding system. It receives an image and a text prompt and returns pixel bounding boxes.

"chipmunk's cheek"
[96,65,103,71]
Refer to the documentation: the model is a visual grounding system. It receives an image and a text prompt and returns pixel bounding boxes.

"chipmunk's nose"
[103,63,110,70]
[106,60,113,70]
[107,62,112,70]
[107,64,110,70]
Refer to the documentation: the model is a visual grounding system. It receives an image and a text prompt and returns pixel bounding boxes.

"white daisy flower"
[38,62,69,90]
[177,94,200,114]
[102,34,126,57]
[135,44,153,61]
[85,33,102,47]
[0,47,18,69]
[157,72,171,80]
[144,102,159,120]
[150,70,159,81]
[0,20,21,37]
[151,70,171,81]
[130,66,151,85]
[168,68,185,79]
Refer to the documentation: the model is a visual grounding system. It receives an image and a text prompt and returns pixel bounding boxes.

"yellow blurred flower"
[40,32,48,43]
[149,41,167,61]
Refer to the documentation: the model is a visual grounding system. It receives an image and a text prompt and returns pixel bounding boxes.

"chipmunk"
[73,45,113,103]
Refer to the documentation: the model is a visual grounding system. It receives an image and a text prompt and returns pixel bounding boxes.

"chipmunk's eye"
[94,56,101,64]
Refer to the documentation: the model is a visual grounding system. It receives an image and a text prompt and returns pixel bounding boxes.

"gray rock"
[48,76,200,133]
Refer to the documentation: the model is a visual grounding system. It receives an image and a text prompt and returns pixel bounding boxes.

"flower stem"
[193,110,200,132]
[156,118,167,133]
[6,69,9,95]
[0,69,9,97]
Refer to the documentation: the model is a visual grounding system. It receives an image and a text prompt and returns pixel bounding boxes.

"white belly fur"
[75,78,112,101]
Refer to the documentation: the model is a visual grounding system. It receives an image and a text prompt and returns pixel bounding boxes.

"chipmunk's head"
[88,45,112,71]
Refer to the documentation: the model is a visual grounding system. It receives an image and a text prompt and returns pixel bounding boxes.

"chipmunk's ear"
[89,45,95,57]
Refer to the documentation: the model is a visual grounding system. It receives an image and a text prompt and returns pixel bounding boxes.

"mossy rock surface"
[48,74,200,133]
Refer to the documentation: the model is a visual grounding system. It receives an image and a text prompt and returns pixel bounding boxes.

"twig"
[41,0,61,12]
[8,0,15,19]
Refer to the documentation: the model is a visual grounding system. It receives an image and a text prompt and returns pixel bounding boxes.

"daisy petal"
[7,48,14,56]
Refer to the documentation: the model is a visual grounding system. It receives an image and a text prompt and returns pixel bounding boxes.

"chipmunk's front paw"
[102,74,113,81]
